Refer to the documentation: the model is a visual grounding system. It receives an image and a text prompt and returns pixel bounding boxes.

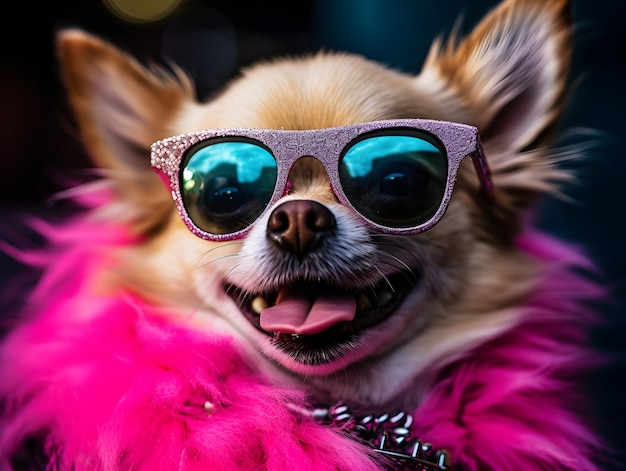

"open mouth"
[225,270,417,365]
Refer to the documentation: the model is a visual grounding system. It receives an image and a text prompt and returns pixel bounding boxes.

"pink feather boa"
[0,197,608,470]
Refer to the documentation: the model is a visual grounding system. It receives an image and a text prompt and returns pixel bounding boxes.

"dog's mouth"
[225,271,417,365]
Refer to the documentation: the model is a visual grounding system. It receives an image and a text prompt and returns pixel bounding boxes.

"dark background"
[0,0,624,468]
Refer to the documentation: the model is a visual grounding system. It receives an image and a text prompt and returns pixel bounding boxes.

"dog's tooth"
[251,296,269,314]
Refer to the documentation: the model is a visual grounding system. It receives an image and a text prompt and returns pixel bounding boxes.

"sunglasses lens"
[339,131,447,228]
[180,138,277,235]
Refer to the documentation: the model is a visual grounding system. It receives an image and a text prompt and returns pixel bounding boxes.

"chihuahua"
[0,0,608,470]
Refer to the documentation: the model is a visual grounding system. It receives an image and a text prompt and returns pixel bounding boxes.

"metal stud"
[311,402,451,470]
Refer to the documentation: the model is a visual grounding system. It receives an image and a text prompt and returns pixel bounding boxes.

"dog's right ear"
[416,0,573,234]
[56,30,195,232]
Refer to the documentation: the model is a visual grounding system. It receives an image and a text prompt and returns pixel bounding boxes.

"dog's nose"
[267,200,336,257]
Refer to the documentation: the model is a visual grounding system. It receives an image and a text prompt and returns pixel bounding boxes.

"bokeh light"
[103,0,182,24]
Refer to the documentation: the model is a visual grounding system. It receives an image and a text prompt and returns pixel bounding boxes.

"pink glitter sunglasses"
[151,118,492,241]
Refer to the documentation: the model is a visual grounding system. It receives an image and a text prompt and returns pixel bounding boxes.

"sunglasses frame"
[151,118,492,241]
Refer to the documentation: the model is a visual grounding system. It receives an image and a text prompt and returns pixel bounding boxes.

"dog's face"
[58,0,572,408]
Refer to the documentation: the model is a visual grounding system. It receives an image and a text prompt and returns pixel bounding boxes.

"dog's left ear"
[57,30,196,233]
[418,0,572,216]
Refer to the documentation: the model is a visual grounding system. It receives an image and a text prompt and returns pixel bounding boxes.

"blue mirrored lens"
[181,138,277,234]
[339,131,447,228]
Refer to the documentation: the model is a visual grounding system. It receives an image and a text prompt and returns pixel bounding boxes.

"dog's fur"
[0,0,609,469]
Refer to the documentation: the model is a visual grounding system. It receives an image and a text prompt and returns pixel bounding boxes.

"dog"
[0,0,610,469]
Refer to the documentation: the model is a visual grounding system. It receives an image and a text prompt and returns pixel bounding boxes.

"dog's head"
[58,0,572,407]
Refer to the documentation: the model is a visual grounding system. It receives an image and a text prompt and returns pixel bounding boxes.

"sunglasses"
[150,118,492,241]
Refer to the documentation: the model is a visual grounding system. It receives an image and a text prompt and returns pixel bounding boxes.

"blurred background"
[0,0,624,468]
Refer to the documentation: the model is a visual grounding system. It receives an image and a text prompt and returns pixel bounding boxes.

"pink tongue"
[259,287,356,335]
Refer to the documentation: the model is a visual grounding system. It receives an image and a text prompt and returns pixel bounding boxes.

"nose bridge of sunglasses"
[283,156,338,203]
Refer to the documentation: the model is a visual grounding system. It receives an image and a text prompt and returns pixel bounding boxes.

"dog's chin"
[224,269,418,375]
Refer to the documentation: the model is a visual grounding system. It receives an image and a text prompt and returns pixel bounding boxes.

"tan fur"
[57,0,574,407]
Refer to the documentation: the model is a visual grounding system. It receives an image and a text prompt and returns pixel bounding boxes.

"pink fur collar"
[0,201,607,470]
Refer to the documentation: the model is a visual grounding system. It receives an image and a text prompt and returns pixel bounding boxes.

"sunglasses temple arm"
[152,166,175,194]
[469,136,494,199]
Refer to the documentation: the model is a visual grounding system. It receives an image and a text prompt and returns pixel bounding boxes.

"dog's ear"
[56,30,195,232]
[418,0,573,219]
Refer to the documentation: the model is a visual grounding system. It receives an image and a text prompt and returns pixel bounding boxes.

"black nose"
[267,200,336,258]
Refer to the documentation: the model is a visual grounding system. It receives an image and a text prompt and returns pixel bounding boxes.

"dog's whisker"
[194,241,243,268]
[206,240,244,253]
[379,253,417,280]
[373,243,423,275]
[235,266,271,293]
[372,265,395,293]
[194,241,242,262]
[223,282,238,297]
[223,263,243,282]
[196,253,239,270]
